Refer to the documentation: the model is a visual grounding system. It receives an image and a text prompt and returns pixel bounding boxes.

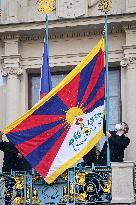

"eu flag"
[40,33,52,99]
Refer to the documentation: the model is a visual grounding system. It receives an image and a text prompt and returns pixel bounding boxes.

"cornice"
[1,34,20,40]
[122,45,136,50]
[20,27,124,41]
[1,54,21,59]
[0,13,136,34]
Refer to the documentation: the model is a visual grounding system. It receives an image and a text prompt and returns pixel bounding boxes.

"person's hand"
[106,131,111,138]
[18,153,23,158]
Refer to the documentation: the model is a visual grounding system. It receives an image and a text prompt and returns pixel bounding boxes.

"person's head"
[115,122,129,134]
[120,122,129,134]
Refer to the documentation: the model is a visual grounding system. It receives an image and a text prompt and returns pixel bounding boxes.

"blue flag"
[40,34,52,99]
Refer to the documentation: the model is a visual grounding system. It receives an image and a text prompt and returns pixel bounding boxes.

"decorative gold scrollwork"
[76,192,87,202]
[13,176,40,205]
[13,197,24,205]
[37,0,56,14]
[98,0,112,13]
[86,184,94,192]
[14,176,24,190]
[101,176,111,193]
[75,171,86,185]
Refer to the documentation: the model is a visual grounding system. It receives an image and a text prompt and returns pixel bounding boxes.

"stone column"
[121,57,136,162]
[2,66,23,124]
[111,162,134,204]
[126,57,136,162]
[121,27,136,162]
[2,36,23,125]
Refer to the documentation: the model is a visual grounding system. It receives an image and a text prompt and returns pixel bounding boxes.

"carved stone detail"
[88,0,99,8]
[57,0,87,18]
[120,58,130,67]
[1,67,23,77]
[120,57,136,69]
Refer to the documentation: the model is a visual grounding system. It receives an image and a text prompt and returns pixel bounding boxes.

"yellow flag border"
[3,38,104,134]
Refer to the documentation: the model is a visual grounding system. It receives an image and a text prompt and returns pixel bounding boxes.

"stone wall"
[1,0,136,24]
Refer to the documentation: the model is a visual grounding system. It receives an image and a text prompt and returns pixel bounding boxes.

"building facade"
[0,0,136,168]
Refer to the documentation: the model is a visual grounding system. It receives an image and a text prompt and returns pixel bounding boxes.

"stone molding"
[88,0,99,8]
[120,57,136,69]
[57,0,87,19]
[1,67,23,77]
[20,27,123,41]
[0,14,136,36]
[1,55,23,77]
[1,35,20,41]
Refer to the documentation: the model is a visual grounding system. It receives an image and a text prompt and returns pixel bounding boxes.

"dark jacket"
[98,131,130,165]
[0,141,31,172]
[83,146,97,166]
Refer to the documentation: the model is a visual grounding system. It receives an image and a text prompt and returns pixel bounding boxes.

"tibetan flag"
[40,32,52,99]
[2,38,105,184]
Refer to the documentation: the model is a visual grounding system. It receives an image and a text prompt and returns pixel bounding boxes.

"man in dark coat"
[98,122,130,165]
[0,131,31,172]
[82,146,98,166]
[0,131,31,205]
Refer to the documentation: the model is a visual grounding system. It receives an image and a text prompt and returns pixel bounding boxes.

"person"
[98,122,130,165]
[82,146,98,166]
[0,131,31,172]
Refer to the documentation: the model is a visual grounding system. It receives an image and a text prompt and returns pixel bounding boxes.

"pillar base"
[111,161,135,204]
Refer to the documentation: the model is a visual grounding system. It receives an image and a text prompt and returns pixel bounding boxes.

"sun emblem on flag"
[66,107,83,125]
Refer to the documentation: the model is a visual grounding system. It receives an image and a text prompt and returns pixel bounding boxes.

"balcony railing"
[0,166,112,205]
[0,162,135,204]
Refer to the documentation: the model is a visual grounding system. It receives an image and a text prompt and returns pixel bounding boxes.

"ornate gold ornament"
[75,171,86,186]
[14,176,24,190]
[13,197,24,205]
[98,0,112,13]
[13,176,40,205]
[101,176,111,193]
[37,0,56,14]
[76,192,87,202]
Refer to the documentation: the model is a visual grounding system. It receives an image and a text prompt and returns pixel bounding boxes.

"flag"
[40,33,52,99]
[2,38,105,184]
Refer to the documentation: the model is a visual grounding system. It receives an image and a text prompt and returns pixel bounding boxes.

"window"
[28,69,120,130]
[109,69,120,130]
[28,72,67,108]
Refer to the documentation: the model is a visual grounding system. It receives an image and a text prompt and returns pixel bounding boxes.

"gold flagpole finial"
[98,0,112,14]
[37,0,56,14]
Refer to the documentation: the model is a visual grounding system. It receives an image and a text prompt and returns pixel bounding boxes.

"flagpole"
[104,14,110,166]
[37,0,55,62]
[37,0,55,100]
[98,0,112,166]
[45,14,49,58]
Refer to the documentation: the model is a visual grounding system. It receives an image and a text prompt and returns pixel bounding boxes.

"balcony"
[0,162,135,205]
